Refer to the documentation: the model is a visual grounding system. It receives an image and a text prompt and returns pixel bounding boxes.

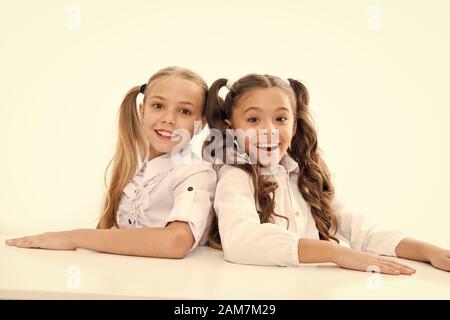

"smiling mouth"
[155,129,178,140]
[256,143,280,152]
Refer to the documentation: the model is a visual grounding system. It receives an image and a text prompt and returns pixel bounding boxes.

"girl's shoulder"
[217,164,254,186]
[217,164,251,178]
[168,151,217,189]
[214,165,255,197]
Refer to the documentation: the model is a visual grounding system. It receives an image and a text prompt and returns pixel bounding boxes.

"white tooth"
[258,144,278,148]
[158,131,173,137]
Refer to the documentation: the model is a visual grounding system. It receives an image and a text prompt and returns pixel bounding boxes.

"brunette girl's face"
[227,87,296,166]
[139,76,204,159]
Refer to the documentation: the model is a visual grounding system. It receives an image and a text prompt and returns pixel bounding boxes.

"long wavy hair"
[205,74,339,249]
[97,66,208,229]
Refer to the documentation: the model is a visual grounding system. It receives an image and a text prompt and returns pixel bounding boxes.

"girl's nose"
[259,127,279,144]
[261,127,278,136]
[161,111,176,125]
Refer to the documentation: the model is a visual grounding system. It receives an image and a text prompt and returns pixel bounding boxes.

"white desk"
[0,235,449,299]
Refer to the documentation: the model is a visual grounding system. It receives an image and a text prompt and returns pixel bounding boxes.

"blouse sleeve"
[214,165,301,267]
[166,165,217,251]
[332,196,407,257]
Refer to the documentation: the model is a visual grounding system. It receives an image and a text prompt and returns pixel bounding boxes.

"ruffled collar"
[137,145,203,177]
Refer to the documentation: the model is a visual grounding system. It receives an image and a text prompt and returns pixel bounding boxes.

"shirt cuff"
[289,234,301,267]
[389,233,409,257]
[166,188,211,251]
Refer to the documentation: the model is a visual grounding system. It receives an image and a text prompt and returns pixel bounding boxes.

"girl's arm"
[298,238,450,274]
[298,239,417,275]
[215,166,301,267]
[5,221,194,259]
[395,237,450,271]
[331,196,408,258]
[330,198,450,272]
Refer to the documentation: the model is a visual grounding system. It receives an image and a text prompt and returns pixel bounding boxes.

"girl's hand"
[5,231,77,250]
[334,246,416,275]
[428,249,450,272]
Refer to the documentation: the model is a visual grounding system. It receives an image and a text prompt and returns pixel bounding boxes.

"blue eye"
[247,117,259,123]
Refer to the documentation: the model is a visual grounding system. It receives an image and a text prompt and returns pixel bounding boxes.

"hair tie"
[139,83,147,94]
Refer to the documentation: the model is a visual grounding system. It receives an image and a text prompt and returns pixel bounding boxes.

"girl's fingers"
[5,237,24,246]
[6,236,38,248]
[17,238,34,248]
[382,260,416,274]
[379,265,401,275]
[384,262,414,275]
[17,241,30,248]
[368,258,413,275]
[14,240,25,247]
[376,257,416,273]
[6,236,26,242]
[388,260,416,272]
[366,262,397,275]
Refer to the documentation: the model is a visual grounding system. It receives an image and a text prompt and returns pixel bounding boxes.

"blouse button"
[187,186,193,191]
[295,211,300,216]
[128,218,132,224]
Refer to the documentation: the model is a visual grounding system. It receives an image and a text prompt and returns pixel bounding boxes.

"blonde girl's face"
[139,76,204,159]
[228,87,296,167]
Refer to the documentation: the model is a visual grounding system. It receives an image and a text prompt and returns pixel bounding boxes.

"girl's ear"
[292,120,297,137]
[224,119,232,128]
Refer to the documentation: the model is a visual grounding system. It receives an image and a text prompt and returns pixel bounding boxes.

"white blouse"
[117,151,217,250]
[214,155,407,267]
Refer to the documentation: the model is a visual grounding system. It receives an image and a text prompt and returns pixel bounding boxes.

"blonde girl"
[205,74,450,274]
[6,66,216,259]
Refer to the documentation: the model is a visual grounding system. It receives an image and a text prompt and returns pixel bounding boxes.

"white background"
[0,0,449,250]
